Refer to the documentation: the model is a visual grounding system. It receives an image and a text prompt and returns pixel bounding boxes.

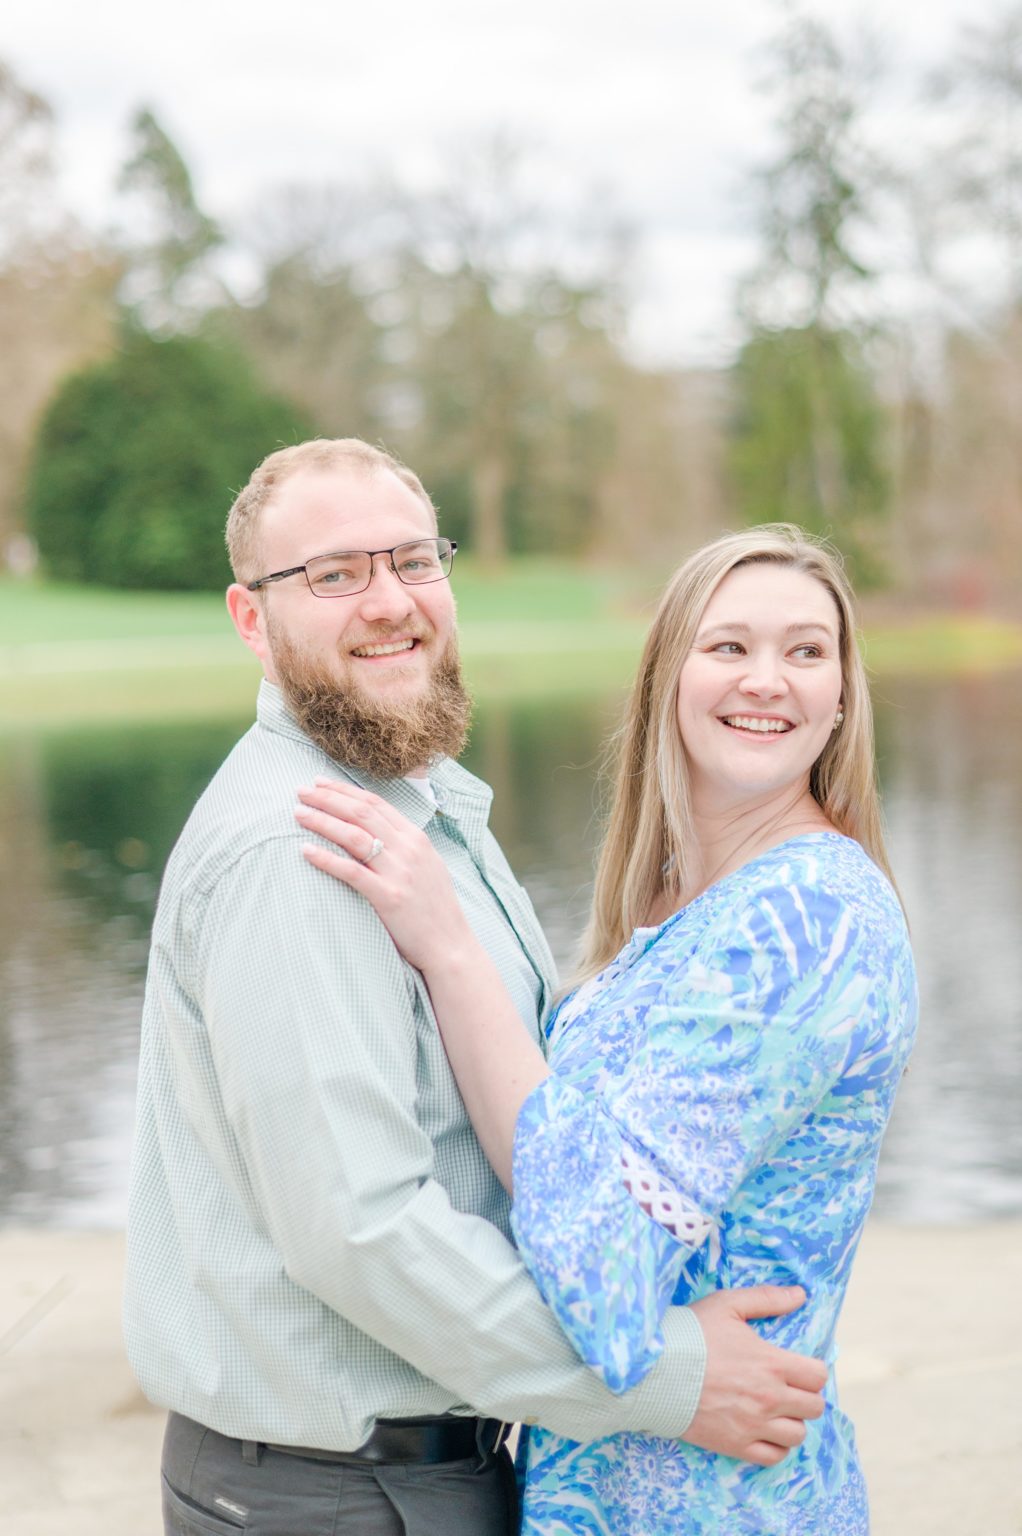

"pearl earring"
[833,709,844,730]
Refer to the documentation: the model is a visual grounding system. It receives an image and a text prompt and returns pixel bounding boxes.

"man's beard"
[269,625,472,779]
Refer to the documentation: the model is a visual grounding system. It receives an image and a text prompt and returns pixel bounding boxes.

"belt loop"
[473,1418,507,1471]
[241,1440,263,1467]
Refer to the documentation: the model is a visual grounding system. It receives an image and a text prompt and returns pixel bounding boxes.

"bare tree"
[389,136,634,563]
[216,150,697,563]
[214,182,392,439]
[913,6,1022,599]
[0,59,54,262]
[0,61,119,560]
[929,4,1022,304]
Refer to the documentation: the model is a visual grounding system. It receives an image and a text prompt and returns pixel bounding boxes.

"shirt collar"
[255,679,493,844]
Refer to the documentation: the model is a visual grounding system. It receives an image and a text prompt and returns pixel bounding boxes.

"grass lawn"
[2,567,1020,729]
[861,615,1022,674]
[0,561,649,645]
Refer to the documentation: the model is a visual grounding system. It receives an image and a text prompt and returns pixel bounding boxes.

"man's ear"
[226,584,275,679]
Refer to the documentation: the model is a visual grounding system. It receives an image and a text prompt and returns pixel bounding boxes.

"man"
[125,438,826,1536]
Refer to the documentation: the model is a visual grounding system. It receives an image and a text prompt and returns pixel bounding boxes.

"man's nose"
[355,558,416,621]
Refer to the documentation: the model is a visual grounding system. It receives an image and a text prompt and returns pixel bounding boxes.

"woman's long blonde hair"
[576,523,893,983]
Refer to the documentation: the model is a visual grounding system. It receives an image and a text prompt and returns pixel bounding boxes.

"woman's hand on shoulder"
[295,779,471,972]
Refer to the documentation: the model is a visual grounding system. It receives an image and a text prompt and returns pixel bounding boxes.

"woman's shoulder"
[743,833,900,914]
[689,834,912,977]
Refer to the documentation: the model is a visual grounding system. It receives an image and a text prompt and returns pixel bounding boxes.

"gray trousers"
[161,1412,517,1536]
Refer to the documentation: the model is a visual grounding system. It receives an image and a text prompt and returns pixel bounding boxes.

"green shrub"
[26,330,313,590]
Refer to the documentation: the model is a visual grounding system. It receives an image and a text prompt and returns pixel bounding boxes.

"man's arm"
[196,838,822,1454]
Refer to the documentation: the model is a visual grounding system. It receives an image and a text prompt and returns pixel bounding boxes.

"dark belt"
[247,1415,509,1466]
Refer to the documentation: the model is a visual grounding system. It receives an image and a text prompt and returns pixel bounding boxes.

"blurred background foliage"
[28,333,312,590]
[3,8,1022,601]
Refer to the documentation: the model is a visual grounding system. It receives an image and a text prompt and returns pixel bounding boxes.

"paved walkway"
[2,1222,1020,1535]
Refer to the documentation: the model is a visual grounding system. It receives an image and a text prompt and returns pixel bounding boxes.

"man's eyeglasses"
[246,538,457,599]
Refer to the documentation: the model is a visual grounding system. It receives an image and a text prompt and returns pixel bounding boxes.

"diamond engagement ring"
[363,836,385,865]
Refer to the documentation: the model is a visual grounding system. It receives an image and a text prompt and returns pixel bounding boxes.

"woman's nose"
[738,651,787,696]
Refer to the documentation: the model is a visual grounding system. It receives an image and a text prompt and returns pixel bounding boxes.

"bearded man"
[125,439,826,1536]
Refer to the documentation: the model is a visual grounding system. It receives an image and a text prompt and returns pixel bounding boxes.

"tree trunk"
[471,450,508,564]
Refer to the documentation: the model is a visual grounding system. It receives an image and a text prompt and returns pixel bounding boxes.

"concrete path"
[1,1223,1020,1535]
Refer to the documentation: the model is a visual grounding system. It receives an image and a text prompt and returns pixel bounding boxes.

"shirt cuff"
[611,1305,707,1437]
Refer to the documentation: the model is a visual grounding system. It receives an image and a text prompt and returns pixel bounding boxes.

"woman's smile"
[718,712,796,736]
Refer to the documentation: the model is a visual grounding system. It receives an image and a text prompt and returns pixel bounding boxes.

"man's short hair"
[225,439,437,583]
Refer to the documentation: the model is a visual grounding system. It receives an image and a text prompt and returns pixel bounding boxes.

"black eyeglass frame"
[245,538,458,597]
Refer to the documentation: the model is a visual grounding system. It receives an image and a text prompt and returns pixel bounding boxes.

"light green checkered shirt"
[124,680,705,1448]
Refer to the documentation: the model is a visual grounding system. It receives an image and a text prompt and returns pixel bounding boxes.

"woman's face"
[676,563,844,816]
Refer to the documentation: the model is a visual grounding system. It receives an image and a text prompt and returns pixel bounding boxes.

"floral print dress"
[511,834,917,1535]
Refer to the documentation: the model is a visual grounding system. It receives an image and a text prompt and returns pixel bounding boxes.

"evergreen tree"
[730,326,887,554]
[729,11,891,578]
[117,107,224,332]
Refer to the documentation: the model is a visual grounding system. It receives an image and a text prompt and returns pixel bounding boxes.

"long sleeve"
[125,689,714,1447]
[182,835,706,1440]
[511,880,884,1392]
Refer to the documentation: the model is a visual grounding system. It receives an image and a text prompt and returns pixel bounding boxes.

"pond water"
[1,670,1020,1227]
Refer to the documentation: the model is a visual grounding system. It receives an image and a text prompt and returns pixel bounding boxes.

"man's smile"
[350,638,419,658]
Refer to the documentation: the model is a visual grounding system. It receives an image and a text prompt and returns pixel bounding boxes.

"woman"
[295,525,917,1534]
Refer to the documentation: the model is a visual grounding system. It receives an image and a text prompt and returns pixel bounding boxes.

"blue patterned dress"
[511,834,917,1535]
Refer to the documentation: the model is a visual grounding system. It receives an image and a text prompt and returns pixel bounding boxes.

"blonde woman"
[296,525,918,1534]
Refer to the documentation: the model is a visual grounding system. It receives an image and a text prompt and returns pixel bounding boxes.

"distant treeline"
[3,10,1022,602]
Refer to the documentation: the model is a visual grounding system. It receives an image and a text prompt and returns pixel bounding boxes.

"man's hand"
[685,1286,827,1466]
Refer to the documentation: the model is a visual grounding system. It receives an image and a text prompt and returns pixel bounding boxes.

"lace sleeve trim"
[620,1141,715,1249]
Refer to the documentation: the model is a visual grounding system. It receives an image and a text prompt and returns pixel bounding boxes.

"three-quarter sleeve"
[511,881,877,1391]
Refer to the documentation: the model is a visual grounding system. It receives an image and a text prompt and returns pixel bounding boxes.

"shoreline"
[2,1221,1019,1535]
[3,612,1021,732]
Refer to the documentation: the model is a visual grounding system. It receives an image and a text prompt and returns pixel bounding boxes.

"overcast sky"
[5,1,981,365]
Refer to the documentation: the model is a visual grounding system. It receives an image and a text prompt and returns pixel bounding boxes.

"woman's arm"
[295,778,548,1191]
[504,877,897,1388]
[295,782,831,1444]
[296,783,868,1393]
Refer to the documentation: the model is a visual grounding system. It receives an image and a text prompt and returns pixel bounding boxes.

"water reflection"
[0,723,243,1224]
[872,673,1022,1219]
[1,672,1019,1226]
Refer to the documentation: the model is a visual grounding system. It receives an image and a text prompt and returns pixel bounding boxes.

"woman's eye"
[791,644,822,659]
[712,642,744,655]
